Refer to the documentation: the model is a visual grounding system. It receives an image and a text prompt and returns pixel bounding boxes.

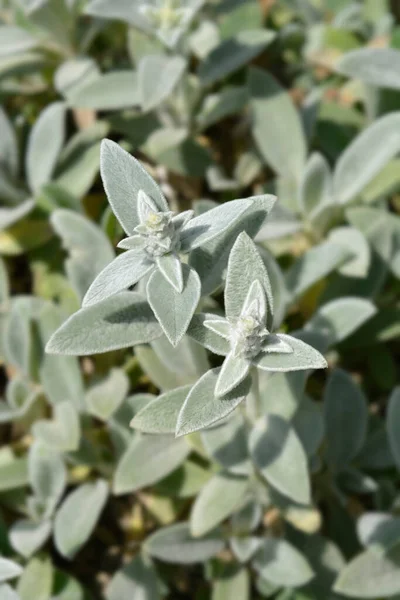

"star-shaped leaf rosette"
[46,140,276,355]
[132,232,328,437]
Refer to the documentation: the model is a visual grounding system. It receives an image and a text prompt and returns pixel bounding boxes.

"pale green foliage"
[1,0,400,598]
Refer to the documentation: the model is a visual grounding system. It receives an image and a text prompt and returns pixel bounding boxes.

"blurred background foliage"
[0,0,400,598]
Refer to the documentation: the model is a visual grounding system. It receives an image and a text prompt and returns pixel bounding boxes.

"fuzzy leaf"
[199,29,275,86]
[54,480,109,558]
[187,313,231,356]
[248,67,306,182]
[250,414,311,504]
[285,241,352,299]
[26,102,66,194]
[328,226,370,278]
[139,54,186,111]
[156,253,183,292]
[179,198,253,252]
[100,139,168,235]
[51,209,114,301]
[324,369,368,470]
[86,368,129,421]
[190,473,248,536]
[28,441,66,511]
[305,297,376,349]
[147,264,201,346]
[106,555,161,600]
[46,292,162,355]
[333,112,400,204]
[33,402,81,452]
[225,232,273,327]
[145,522,224,564]
[10,519,52,558]
[17,556,52,600]
[83,250,153,307]
[254,334,327,372]
[253,538,314,587]
[299,152,332,215]
[334,546,400,598]
[0,558,23,583]
[114,434,189,495]
[69,71,140,110]
[131,385,191,434]
[176,368,251,437]
[336,47,400,90]
[215,353,251,398]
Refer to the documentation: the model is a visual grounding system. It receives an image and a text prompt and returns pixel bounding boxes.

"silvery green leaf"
[147,265,200,346]
[37,303,85,411]
[333,112,400,204]
[196,86,248,131]
[151,334,209,384]
[212,567,250,600]
[54,480,109,559]
[253,538,314,587]
[0,25,38,57]
[28,441,66,511]
[255,201,301,242]
[100,139,168,235]
[176,368,251,437]
[260,370,307,420]
[0,200,35,233]
[10,519,52,558]
[180,197,253,253]
[86,368,129,421]
[201,412,250,476]
[105,555,161,600]
[69,71,140,110]
[299,152,332,215]
[46,292,162,355]
[33,402,81,452]
[189,19,219,59]
[0,107,18,176]
[357,512,400,555]
[83,250,153,308]
[230,537,262,564]
[225,232,273,327]
[249,67,307,182]
[199,29,275,87]
[156,254,183,293]
[0,558,23,583]
[54,57,100,98]
[145,522,224,564]
[357,427,394,471]
[305,297,376,349]
[113,434,189,495]
[50,571,84,600]
[215,353,251,398]
[190,195,276,296]
[51,209,114,301]
[0,584,20,600]
[328,226,371,278]
[26,102,66,194]
[336,47,400,90]
[285,241,352,300]
[136,344,189,391]
[0,451,28,492]
[387,387,400,472]
[254,334,327,372]
[131,385,191,434]
[16,556,52,600]
[249,414,311,504]
[175,313,230,356]
[190,473,248,536]
[55,121,108,200]
[139,54,186,111]
[231,501,262,535]
[324,369,368,470]
[85,0,151,27]
[333,546,400,598]
[203,319,230,339]
[293,397,324,458]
